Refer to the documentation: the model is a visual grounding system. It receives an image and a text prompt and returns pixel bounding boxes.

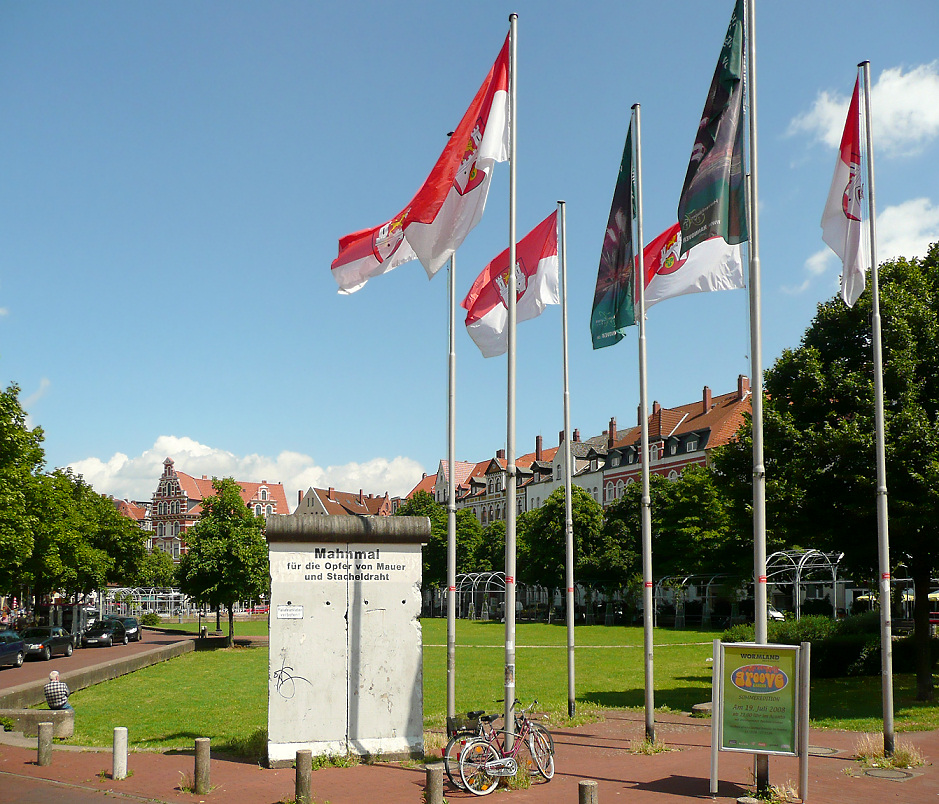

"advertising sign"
[720,643,798,755]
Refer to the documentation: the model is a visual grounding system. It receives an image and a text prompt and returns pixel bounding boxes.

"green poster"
[721,643,798,755]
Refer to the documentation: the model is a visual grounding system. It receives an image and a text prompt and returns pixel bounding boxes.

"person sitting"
[44,670,73,711]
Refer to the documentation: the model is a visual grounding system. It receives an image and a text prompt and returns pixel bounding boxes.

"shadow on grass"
[579,686,712,712]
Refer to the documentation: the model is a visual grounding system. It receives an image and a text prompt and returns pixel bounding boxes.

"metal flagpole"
[745,0,770,793]
[632,103,655,745]
[503,11,518,749]
[861,59,895,757]
[558,200,576,718]
[446,253,458,730]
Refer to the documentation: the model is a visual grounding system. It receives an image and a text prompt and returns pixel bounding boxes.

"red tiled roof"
[407,474,436,499]
[175,471,290,516]
[312,487,389,516]
[113,498,147,523]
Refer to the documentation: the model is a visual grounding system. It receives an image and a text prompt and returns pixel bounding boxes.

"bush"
[140,612,162,626]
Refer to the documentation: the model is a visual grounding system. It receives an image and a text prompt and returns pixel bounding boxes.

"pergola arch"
[765,549,844,619]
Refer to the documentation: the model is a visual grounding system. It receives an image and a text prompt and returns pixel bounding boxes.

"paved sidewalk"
[2,710,937,803]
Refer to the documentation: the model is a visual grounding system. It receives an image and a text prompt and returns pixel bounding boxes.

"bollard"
[113,727,128,780]
[37,722,53,767]
[424,762,444,804]
[194,737,211,794]
[295,749,313,804]
[579,779,599,804]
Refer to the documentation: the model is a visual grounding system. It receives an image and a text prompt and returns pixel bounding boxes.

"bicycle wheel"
[529,721,555,755]
[444,731,474,789]
[459,738,500,796]
[531,728,555,779]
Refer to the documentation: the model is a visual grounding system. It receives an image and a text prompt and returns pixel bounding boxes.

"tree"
[0,383,44,594]
[522,486,605,590]
[395,491,484,586]
[175,478,269,647]
[713,244,939,699]
[133,548,176,588]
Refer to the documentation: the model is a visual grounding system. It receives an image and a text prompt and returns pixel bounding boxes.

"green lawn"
[62,619,939,754]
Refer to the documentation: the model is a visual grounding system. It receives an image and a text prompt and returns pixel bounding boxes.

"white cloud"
[0,308,8,317]
[67,436,427,512]
[22,378,51,408]
[876,197,939,262]
[789,62,939,156]
[804,249,834,277]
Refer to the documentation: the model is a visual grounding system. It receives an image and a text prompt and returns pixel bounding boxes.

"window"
[265,505,273,516]
[605,482,614,502]
[669,443,677,455]
[611,456,620,467]
[616,480,624,498]
[172,522,180,537]
[260,488,268,501]
[496,477,502,492]
[482,507,488,524]
[686,440,698,452]
[626,477,635,486]
[668,470,679,480]
[255,505,262,516]
[157,523,164,537]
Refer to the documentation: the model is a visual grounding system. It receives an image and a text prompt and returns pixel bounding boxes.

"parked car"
[768,605,786,622]
[81,619,128,648]
[106,615,141,642]
[20,626,74,660]
[0,629,25,668]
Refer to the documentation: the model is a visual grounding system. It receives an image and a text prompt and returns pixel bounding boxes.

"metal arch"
[765,549,844,619]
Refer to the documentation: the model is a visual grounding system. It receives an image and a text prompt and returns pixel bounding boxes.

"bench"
[0,707,74,738]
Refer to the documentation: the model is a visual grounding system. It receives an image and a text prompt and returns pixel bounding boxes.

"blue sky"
[1,1,937,508]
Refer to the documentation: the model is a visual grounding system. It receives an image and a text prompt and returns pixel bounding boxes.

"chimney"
[738,374,751,400]
[359,489,364,504]
[608,417,617,448]
[559,429,564,445]
[653,401,661,415]
[573,429,580,443]
[328,487,334,500]
[536,435,543,461]
[496,448,506,460]
[297,489,302,506]
[637,404,642,425]
[703,386,712,414]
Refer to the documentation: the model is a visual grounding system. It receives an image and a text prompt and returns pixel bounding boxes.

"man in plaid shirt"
[44,670,72,711]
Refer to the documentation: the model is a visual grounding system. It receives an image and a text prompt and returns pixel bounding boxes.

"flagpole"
[745,0,770,794]
[503,11,518,749]
[861,59,895,757]
[632,103,655,745]
[558,200,576,718]
[446,254,458,729]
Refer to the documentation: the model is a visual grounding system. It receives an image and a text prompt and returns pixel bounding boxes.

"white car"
[768,605,785,622]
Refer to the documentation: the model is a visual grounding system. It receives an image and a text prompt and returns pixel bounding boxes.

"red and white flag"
[462,211,559,358]
[821,78,869,307]
[642,223,744,309]
[331,36,510,294]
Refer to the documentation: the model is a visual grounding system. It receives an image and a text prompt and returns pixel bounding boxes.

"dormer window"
[686,440,698,452]
[611,455,620,467]
[260,488,268,501]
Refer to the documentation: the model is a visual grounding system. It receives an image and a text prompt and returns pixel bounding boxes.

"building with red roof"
[405,376,752,523]
[295,486,392,517]
[149,457,289,559]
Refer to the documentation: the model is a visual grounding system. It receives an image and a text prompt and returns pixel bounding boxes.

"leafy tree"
[395,491,484,585]
[522,486,605,590]
[713,244,939,700]
[133,548,176,587]
[24,469,145,600]
[175,477,269,647]
[0,383,44,594]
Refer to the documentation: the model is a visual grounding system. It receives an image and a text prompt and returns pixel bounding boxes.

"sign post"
[711,640,811,800]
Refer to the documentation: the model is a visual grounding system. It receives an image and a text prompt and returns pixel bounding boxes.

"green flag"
[677,0,748,255]
[591,123,636,350]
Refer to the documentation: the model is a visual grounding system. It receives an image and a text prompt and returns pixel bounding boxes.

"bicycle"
[442,709,499,789]
[458,699,555,795]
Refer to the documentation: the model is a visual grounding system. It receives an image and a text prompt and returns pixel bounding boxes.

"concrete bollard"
[194,737,211,794]
[113,727,128,780]
[295,749,313,804]
[579,779,599,804]
[37,722,53,766]
[424,762,444,804]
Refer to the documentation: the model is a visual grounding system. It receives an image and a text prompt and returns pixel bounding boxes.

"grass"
[63,618,939,755]
[149,618,271,637]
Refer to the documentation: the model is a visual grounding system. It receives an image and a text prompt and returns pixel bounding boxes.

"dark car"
[106,615,141,642]
[20,626,74,660]
[0,629,25,668]
[81,619,128,648]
